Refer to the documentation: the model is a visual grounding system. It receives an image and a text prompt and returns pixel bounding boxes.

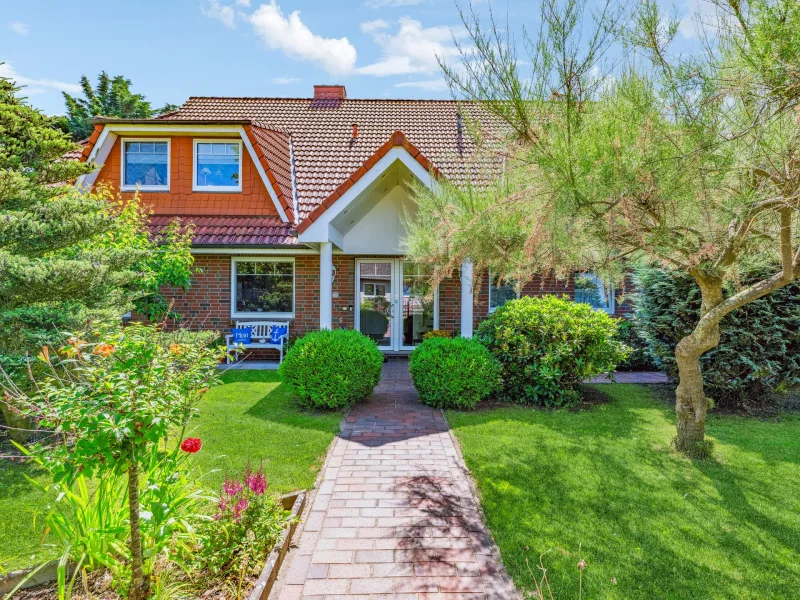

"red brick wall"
[162,255,623,341]
[94,136,278,217]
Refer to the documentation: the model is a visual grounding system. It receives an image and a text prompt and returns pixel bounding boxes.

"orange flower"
[68,337,88,348]
[93,343,116,357]
[169,343,184,355]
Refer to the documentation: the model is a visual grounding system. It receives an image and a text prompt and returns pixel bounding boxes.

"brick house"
[77,85,625,354]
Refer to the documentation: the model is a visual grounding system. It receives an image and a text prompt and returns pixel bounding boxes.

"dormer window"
[121,139,170,191]
[193,140,242,192]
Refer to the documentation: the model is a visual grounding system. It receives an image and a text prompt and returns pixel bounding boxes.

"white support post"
[460,257,474,338]
[319,242,333,330]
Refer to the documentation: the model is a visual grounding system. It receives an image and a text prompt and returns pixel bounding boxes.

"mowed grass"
[0,370,342,572]
[183,369,343,493]
[447,385,800,600]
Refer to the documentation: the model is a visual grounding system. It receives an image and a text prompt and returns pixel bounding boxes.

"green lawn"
[0,370,342,573]
[184,369,343,493]
[447,385,800,600]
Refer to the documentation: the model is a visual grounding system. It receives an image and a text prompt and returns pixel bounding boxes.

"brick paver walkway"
[589,371,669,384]
[276,359,519,599]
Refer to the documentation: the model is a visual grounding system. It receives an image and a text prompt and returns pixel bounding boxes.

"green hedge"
[477,296,628,407]
[635,266,800,409]
[409,337,501,409]
[278,329,383,409]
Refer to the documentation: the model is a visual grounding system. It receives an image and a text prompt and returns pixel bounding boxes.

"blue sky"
[2,0,707,116]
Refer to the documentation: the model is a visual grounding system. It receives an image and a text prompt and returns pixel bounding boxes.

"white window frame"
[193,139,243,193]
[230,257,295,320]
[575,272,616,314]
[488,269,519,313]
[120,138,170,192]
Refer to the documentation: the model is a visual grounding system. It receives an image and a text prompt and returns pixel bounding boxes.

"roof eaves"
[91,117,253,125]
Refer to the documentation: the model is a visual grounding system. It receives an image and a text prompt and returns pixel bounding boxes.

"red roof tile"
[149,216,297,246]
[160,98,505,221]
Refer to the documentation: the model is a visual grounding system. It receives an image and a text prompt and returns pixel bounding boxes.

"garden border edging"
[247,489,306,600]
[0,491,306,599]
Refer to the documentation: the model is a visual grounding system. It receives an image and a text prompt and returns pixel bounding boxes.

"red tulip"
[180,437,202,453]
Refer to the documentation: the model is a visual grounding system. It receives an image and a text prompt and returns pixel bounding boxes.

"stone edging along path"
[273,359,520,599]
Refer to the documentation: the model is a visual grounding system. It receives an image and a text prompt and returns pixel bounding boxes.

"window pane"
[124,141,168,187]
[575,273,612,311]
[196,142,241,187]
[235,262,293,314]
[490,274,517,311]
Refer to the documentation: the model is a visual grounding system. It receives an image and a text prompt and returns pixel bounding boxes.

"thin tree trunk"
[127,456,149,600]
[673,276,723,454]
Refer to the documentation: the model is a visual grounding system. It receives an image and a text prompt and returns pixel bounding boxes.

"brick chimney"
[314,85,347,100]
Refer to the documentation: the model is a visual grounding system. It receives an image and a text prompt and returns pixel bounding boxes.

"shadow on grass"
[447,384,800,599]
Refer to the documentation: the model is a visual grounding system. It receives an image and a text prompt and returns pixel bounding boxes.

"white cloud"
[395,79,448,91]
[271,76,302,84]
[10,21,28,36]
[678,0,719,39]
[0,63,81,94]
[202,0,236,28]
[356,17,460,77]
[360,19,389,33]
[365,0,429,7]
[249,2,357,76]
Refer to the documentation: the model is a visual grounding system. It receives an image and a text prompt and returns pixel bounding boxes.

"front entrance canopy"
[297,144,474,337]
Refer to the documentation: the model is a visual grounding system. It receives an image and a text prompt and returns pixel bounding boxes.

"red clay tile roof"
[63,139,89,161]
[244,124,295,222]
[297,130,437,234]
[149,215,297,246]
[160,97,505,221]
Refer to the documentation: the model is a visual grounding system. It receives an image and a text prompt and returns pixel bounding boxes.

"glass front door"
[357,261,394,348]
[356,260,437,351]
[400,262,435,349]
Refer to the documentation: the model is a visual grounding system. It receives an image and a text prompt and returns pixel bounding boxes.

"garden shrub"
[476,296,628,407]
[614,319,659,371]
[409,337,501,409]
[279,329,383,409]
[635,266,800,409]
[422,329,452,340]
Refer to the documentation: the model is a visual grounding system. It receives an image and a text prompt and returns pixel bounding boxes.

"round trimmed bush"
[279,329,383,409]
[409,337,501,409]
[476,295,628,407]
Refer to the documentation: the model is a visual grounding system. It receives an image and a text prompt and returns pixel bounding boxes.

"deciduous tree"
[405,0,800,454]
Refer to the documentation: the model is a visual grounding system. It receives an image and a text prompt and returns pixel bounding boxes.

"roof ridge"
[183,96,467,103]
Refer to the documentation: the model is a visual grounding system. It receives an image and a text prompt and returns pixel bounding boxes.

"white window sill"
[232,313,294,320]
[120,186,170,192]
[193,185,242,193]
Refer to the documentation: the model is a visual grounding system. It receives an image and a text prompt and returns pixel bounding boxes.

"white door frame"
[354,259,439,352]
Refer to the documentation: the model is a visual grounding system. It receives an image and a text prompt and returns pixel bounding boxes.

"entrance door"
[356,260,438,351]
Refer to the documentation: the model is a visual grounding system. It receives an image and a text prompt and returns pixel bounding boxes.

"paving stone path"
[276,359,519,599]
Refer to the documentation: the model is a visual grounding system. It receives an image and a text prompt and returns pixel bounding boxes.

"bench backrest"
[235,321,290,341]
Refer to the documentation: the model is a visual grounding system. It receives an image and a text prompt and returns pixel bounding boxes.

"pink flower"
[245,468,268,496]
[222,477,243,498]
[180,438,202,453]
[233,497,250,520]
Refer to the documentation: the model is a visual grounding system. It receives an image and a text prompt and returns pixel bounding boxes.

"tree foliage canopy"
[404,0,800,451]
[0,76,193,374]
[63,72,177,140]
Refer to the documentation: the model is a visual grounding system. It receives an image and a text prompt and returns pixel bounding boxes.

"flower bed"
[0,324,306,600]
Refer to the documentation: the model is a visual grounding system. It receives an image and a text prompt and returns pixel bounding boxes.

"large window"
[232,259,294,318]
[574,273,615,313]
[489,271,518,312]
[121,139,169,191]
[194,140,242,191]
